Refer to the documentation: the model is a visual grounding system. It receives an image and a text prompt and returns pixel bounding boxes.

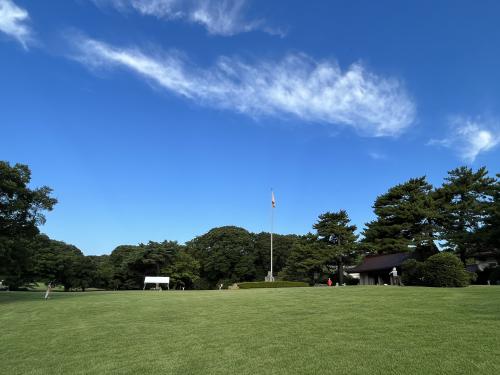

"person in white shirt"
[44,282,52,300]
[389,267,400,286]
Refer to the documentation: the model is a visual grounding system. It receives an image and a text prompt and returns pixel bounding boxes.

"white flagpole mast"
[270,190,275,282]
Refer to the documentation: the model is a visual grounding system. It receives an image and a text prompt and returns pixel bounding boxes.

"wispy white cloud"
[0,0,32,48]
[70,37,415,137]
[95,0,283,36]
[429,116,500,162]
[368,152,387,160]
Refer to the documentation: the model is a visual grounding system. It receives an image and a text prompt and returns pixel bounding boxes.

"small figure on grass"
[44,282,53,300]
[389,267,400,286]
[327,278,333,287]
[218,283,223,290]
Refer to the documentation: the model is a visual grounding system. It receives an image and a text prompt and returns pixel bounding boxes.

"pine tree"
[480,174,500,259]
[362,177,438,258]
[435,167,497,264]
[279,235,326,285]
[313,210,358,285]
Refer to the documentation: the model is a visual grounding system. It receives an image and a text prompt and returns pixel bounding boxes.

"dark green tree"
[474,173,500,261]
[163,251,200,289]
[435,167,496,264]
[187,226,256,287]
[31,235,94,291]
[253,232,299,280]
[108,241,180,289]
[88,255,114,289]
[313,210,358,285]
[0,162,57,287]
[279,234,326,285]
[108,245,144,289]
[362,177,439,258]
[421,252,470,287]
[72,256,98,291]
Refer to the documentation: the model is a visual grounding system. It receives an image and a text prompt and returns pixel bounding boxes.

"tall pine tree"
[362,177,438,258]
[313,210,358,285]
[480,174,500,259]
[435,167,497,264]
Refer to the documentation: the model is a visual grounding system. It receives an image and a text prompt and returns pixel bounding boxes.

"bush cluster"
[402,252,470,287]
[238,281,309,289]
[401,259,425,286]
[488,267,500,285]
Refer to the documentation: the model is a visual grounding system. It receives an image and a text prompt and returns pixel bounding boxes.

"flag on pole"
[271,191,276,208]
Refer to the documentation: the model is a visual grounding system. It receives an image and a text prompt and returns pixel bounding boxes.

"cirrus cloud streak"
[71,36,416,137]
[94,0,283,37]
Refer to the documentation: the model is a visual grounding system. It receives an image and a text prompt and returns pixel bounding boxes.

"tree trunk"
[338,259,344,285]
[459,249,467,266]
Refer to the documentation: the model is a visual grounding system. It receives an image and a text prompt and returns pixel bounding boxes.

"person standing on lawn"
[44,282,52,300]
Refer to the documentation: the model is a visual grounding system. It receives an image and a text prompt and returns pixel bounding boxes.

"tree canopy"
[1,159,498,289]
[362,177,438,256]
[313,210,359,284]
[0,162,57,287]
[434,166,497,263]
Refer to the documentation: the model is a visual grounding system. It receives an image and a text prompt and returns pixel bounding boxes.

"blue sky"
[1,0,499,255]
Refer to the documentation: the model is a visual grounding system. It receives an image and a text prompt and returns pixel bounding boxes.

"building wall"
[359,270,395,285]
[359,273,375,285]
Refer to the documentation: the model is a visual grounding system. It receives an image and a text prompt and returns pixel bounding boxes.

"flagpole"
[269,189,275,281]
[270,190,274,282]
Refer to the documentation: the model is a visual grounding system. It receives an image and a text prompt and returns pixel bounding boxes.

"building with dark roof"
[349,252,411,285]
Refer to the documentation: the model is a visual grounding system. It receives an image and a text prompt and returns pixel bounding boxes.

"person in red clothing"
[327,278,332,287]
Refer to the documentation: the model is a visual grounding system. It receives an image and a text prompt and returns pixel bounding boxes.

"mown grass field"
[1,286,499,375]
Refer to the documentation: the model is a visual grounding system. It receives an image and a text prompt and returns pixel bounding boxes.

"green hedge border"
[238,281,309,289]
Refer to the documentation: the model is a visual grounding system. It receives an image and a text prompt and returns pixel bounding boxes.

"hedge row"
[238,281,309,289]
[402,252,471,287]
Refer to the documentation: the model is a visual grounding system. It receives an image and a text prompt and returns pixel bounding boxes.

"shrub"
[237,281,309,289]
[422,252,470,287]
[489,267,500,285]
[401,259,425,286]
[343,274,360,285]
[192,278,211,290]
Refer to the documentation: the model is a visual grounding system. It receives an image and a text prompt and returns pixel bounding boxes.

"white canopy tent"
[143,276,170,290]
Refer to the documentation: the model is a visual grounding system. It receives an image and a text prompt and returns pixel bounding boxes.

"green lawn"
[1,287,499,374]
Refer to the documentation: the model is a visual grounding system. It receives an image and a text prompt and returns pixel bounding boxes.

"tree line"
[1,161,499,290]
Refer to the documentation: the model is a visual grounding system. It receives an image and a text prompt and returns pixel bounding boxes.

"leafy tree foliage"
[88,255,114,289]
[473,173,500,261]
[435,167,497,264]
[313,210,358,284]
[31,234,95,291]
[401,253,470,287]
[0,162,57,287]
[279,235,325,285]
[421,252,470,287]
[362,177,439,259]
[109,241,181,289]
[187,226,256,287]
[253,232,299,280]
[401,259,425,286]
[162,251,200,289]
[2,159,497,290]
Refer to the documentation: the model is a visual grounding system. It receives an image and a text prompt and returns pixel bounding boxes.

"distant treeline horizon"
[1,161,498,290]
